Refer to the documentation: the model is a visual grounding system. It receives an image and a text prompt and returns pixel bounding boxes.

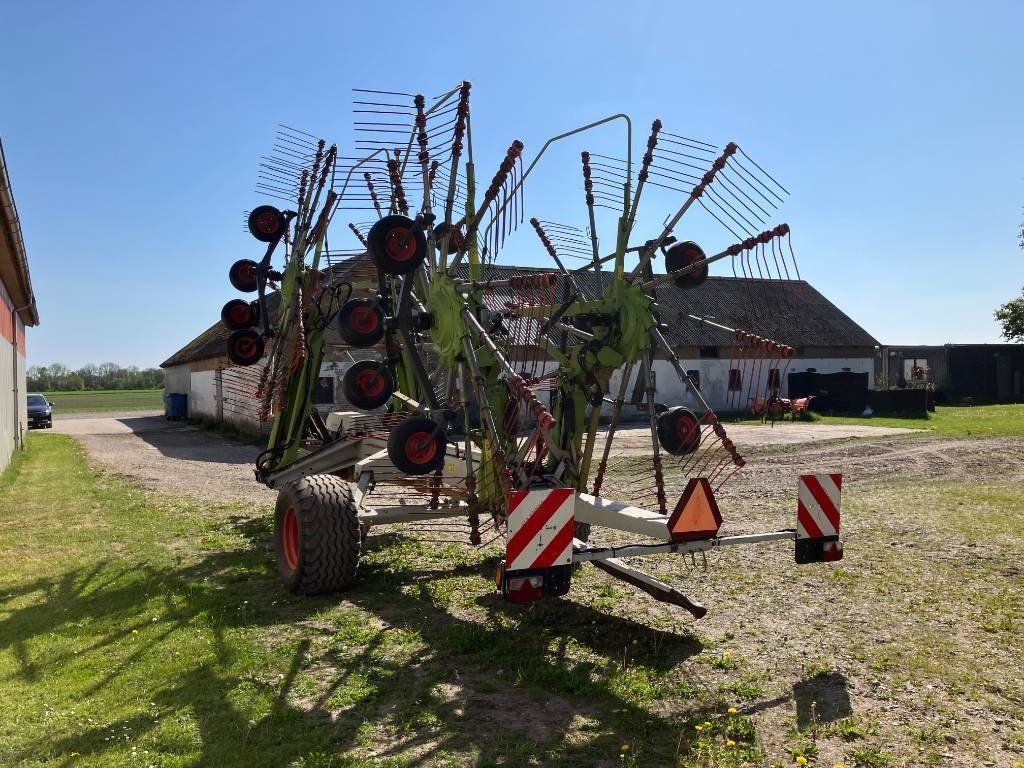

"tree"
[996,288,1024,341]
[994,211,1024,342]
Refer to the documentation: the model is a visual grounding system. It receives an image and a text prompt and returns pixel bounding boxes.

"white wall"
[638,356,875,413]
[189,369,219,420]
[163,364,190,397]
[1,279,27,472]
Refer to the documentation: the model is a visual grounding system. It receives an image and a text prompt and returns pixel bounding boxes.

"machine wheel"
[226,329,265,366]
[274,474,362,594]
[342,361,395,410]
[664,241,708,288]
[229,259,260,292]
[433,221,465,253]
[657,406,701,456]
[221,299,259,330]
[387,416,445,475]
[367,214,426,275]
[336,298,385,347]
[247,204,288,243]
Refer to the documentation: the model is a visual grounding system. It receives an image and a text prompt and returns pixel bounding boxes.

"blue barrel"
[166,392,188,421]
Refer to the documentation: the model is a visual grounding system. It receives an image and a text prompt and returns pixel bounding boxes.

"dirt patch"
[608,421,922,455]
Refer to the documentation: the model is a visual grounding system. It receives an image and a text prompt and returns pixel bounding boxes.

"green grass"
[6,432,1024,766]
[42,389,164,414]
[0,435,755,767]
[732,403,1024,438]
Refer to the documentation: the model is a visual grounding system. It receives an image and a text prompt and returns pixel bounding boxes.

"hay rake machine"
[222,82,844,618]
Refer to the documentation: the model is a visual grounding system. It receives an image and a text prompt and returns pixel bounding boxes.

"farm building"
[0,139,40,470]
[878,344,1024,404]
[162,257,877,431]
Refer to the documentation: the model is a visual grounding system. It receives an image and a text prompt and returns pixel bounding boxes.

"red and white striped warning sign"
[796,473,842,539]
[505,487,575,571]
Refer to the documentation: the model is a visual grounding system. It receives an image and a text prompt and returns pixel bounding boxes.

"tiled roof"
[453,264,878,348]
[163,255,876,368]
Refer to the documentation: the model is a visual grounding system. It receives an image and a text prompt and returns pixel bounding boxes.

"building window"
[699,346,719,359]
[313,376,335,404]
[728,368,742,391]
[767,368,781,389]
[903,358,929,382]
[686,370,700,391]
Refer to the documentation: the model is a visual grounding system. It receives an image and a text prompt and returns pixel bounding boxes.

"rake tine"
[624,119,661,240]
[348,222,368,248]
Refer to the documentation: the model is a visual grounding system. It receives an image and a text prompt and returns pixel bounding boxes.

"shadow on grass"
[2,518,772,766]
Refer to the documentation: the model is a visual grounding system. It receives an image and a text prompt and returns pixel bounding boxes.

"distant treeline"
[27,363,164,392]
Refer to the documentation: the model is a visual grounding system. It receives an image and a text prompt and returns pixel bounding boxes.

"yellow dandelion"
[131,629,139,636]
[834,764,846,768]
[728,707,738,714]
[726,740,736,747]
[703,721,711,727]
[695,725,703,732]
[796,757,807,766]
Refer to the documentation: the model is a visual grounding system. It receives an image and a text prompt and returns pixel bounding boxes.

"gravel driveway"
[52,411,919,506]
[53,411,276,504]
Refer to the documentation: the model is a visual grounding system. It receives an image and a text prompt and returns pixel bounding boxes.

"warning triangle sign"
[668,478,723,542]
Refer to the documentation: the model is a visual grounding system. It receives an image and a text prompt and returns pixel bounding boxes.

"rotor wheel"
[229,259,260,293]
[657,406,701,456]
[367,214,427,276]
[274,474,362,594]
[387,416,446,476]
[226,329,265,366]
[336,298,385,347]
[247,204,287,243]
[664,241,709,289]
[221,299,259,330]
[341,360,395,410]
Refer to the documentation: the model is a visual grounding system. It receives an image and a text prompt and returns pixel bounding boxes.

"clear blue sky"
[3,0,1022,369]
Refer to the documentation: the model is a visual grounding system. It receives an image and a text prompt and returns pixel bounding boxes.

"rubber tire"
[387,416,446,475]
[367,214,427,275]
[227,329,265,366]
[336,298,385,347]
[248,205,287,243]
[221,299,259,330]
[664,241,708,289]
[432,221,465,253]
[229,259,260,292]
[274,474,362,594]
[342,361,395,410]
[657,406,701,456]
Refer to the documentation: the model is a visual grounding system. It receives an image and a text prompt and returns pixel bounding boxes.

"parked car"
[27,393,53,429]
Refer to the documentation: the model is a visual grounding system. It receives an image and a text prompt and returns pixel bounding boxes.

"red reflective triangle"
[668,478,723,542]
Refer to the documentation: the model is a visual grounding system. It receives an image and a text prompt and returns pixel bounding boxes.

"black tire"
[367,214,427,275]
[336,298,385,347]
[227,329,265,366]
[274,474,362,594]
[229,259,260,292]
[387,416,446,475]
[248,205,287,243]
[657,406,701,455]
[221,299,259,330]
[342,361,395,410]
[664,241,708,288]
[432,221,465,253]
